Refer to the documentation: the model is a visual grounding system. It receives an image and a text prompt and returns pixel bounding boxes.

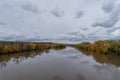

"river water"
[0,47,120,80]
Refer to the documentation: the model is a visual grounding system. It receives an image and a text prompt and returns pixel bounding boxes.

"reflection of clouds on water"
[68,55,83,60]
[94,64,117,72]
[76,74,85,80]
[51,75,64,80]
[75,63,120,80]
[50,47,83,57]
[50,47,120,80]
[51,47,84,61]
[93,64,120,80]
[0,47,120,80]
[119,68,120,70]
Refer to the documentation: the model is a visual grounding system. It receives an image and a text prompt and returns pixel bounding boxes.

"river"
[0,47,120,80]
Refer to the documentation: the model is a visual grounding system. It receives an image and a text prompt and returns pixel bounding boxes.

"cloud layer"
[20,2,40,13]
[0,0,120,43]
[51,7,64,17]
[93,0,120,28]
[74,11,84,19]
[102,0,115,13]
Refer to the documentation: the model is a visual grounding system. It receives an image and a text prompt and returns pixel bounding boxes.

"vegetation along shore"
[74,40,120,55]
[0,40,120,55]
[0,41,66,54]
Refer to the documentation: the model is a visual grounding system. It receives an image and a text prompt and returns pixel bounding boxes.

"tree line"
[74,40,120,55]
[0,40,120,55]
[0,41,66,54]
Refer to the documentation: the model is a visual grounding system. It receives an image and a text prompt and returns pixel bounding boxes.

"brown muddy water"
[0,47,120,80]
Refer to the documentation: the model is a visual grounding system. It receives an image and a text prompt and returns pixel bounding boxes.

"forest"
[0,41,66,54]
[74,40,120,55]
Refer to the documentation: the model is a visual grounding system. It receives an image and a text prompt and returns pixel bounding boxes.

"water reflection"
[0,47,120,80]
[0,52,38,67]
[0,48,64,67]
[76,49,120,67]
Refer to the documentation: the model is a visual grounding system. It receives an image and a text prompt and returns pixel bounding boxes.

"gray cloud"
[65,27,112,42]
[67,27,88,36]
[80,27,89,31]
[102,0,115,13]
[110,28,120,37]
[51,8,64,17]
[65,33,94,42]
[97,27,120,40]
[107,27,120,33]
[75,11,84,19]
[93,4,120,28]
[0,22,6,25]
[0,0,120,42]
[20,2,40,13]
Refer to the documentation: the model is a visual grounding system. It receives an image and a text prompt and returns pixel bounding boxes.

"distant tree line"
[0,41,66,54]
[74,40,120,55]
[1,40,120,55]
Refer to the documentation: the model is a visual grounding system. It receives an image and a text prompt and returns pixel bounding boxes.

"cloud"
[20,2,40,13]
[93,4,120,28]
[74,11,84,19]
[65,27,111,42]
[51,7,64,17]
[104,27,120,39]
[107,27,120,33]
[0,22,6,25]
[80,27,89,31]
[110,28,120,37]
[107,27,120,40]
[102,0,115,13]
[0,0,120,42]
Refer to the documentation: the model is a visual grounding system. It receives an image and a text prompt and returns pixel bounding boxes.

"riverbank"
[0,40,120,55]
[0,41,66,54]
[73,40,120,55]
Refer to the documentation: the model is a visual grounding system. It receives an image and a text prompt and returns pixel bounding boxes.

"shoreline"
[0,40,120,55]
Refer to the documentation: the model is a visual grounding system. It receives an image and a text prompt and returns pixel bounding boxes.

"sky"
[0,0,120,43]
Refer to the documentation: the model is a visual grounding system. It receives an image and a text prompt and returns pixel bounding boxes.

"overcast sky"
[0,0,120,42]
